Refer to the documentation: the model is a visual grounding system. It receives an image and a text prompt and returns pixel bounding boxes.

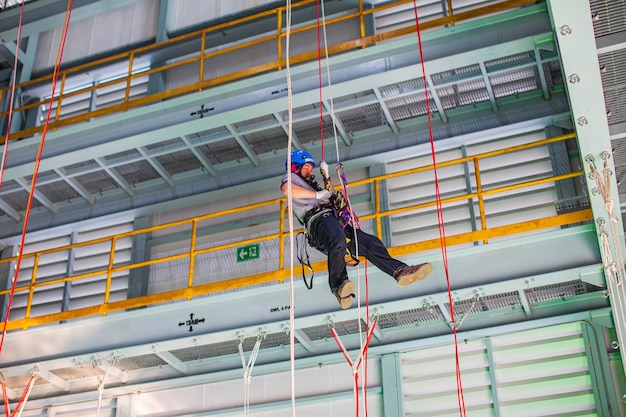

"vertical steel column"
[547,0,626,378]
[127,216,151,302]
[485,338,502,417]
[581,320,622,417]
[381,353,405,417]
[461,145,479,244]
[147,0,169,95]
[370,164,392,245]
[61,231,78,314]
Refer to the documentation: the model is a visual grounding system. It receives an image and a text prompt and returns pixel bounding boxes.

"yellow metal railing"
[0,0,537,143]
[0,133,593,330]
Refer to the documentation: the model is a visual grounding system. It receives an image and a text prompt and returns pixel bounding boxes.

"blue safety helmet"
[286,150,316,171]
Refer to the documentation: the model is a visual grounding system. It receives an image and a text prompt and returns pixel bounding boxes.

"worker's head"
[286,150,315,173]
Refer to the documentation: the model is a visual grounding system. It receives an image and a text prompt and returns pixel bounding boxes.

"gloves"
[315,189,332,200]
[319,161,329,177]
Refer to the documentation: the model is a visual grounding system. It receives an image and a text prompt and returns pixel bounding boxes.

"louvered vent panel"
[301,318,366,341]
[74,170,120,194]
[599,49,626,126]
[525,280,587,303]
[187,126,231,144]
[279,103,321,121]
[590,0,626,37]
[377,305,445,329]
[116,354,167,371]
[169,331,292,362]
[293,115,335,145]
[401,322,596,416]
[386,132,560,246]
[333,90,377,109]
[337,103,387,132]
[243,126,287,154]
[233,114,277,132]
[145,137,185,154]
[114,160,161,184]
[8,221,132,321]
[198,137,247,164]
[612,138,626,197]
[38,180,81,203]
[157,149,203,175]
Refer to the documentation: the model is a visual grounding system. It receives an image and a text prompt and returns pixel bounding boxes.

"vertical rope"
[1,373,9,417]
[316,0,325,162]
[7,368,37,417]
[237,332,265,415]
[317,2,374,413]
[283,1,298,416]
[412,1,466,415]
[0,0,75,357]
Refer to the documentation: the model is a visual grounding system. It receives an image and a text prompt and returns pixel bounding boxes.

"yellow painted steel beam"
[390,209,594,257]
[0,134,583,312]
[0,0,537,143]
[0,209,593,331]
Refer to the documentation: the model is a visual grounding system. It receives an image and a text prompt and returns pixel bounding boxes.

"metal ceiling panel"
[199,137,248,164]
[116,353,167,371]
[156,149,204,175]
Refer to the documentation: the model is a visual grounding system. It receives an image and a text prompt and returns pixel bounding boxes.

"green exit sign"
[236,243,260,262]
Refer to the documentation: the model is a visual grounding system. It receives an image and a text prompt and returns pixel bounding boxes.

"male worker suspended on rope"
[280,150,433,309]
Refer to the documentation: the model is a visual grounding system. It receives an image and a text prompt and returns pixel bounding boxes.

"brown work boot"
[332,279,355,309]
[394,263,433,287]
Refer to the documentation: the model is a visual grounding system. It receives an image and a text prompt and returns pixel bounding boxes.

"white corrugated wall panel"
[400,322,597,417]
[386,131,562,246]
[33,1,158,72]
[168,0,277,32]
[7,219,133,319]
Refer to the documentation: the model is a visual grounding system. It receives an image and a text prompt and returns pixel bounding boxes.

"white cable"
[454,295,480,330]
[238,332,264,415]
[14,367,38,417]
[284,1,297,417]
[320,2,369,408]
[587,155,626,353]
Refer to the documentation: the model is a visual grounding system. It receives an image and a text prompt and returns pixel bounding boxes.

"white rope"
[237,331,265,415]
[13,366,38,417]
[319,2,370,410]
[319,0,363,322]
[94,353,120,417]
[586,153,626,352]
[283,1,297,417]
[453,294,480,330]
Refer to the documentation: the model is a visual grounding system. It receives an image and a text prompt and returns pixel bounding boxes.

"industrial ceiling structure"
[0,0,624,416]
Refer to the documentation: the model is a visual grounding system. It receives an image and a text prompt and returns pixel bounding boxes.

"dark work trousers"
[309,212,407,292]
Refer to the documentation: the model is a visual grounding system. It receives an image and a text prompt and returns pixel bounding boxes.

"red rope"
[316,0,325,162]
[330,319,378,417]
[2,379,9,417]
[0,0,75,356]
[412,1,467,416]
[8,373,36,417]
[316,2,376,414]
[0,0,25,191]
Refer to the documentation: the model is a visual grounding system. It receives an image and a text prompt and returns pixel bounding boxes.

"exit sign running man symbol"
[237,243,260,262]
